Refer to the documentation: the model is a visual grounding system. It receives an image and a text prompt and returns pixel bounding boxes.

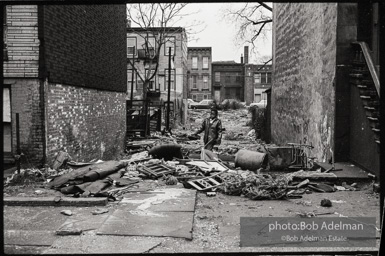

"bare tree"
[222,2,272,64]
[127,3,202,100]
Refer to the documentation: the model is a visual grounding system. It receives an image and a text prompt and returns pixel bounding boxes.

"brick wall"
[46,83,126,164]
[5,78,45,166]
[42,5,127,92]
[3,5,39,78]
[272,3,337,162]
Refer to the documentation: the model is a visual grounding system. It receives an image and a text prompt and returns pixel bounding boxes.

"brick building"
[211,61,244,103]
[126,27,188,106]
[271,3,380,175]
[187,47,212,102]
[243,45,272,105]
[2,5,127,167]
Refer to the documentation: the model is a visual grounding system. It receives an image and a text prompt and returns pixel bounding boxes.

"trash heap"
[218,171,289,200]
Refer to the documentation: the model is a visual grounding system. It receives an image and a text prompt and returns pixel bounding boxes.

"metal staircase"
[350,42,380,147]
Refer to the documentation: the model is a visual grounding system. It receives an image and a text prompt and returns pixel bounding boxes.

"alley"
[3,108,381,254]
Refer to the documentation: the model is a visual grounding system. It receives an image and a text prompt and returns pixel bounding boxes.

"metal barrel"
[234,149,268,171]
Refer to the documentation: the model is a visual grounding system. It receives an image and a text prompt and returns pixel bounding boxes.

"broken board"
[185,160,228,172]
[137,162,175,178]
[187,171,226,191]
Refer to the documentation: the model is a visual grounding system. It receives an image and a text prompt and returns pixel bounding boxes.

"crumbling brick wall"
[271,3,337,162]
[46,83,126,164]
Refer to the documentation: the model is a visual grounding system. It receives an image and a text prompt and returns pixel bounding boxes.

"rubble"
[5,109,369,209]
[91,208,109,215]
[60,210,73,216]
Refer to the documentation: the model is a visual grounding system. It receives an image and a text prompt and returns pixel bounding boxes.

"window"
[203,57,209,69]
[143,37,156,57]
[192,94,197,101]
[203,94,208,99]
[3,87,11,152]
[192,57,198,69]
[225,73,230,83]
[165,69,175,90]
[165,37,175,56]
[127,37,137,56]
[145,69,156,90]
[254,73,261,84]
[261,73,267,83]
[267,73,272,83]
[127,70,137,92]
[192,75,197,89]
[215,72,220,82]
[235,73,241,82]
[203,75,209,89]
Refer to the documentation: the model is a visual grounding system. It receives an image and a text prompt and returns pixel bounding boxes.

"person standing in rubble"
[193,107,222,151]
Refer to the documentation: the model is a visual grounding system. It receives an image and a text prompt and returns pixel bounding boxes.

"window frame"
[202,56,209,69]
[254,73,261,84]
[127,37,137,56]
[215,72,220,82]
[145,69,156,90]
[192,74,197,89]
[164,68,176,90]
[127,69,137,92]
[164,36,176,56]
[202,74,209,89]
[192,56,198,69]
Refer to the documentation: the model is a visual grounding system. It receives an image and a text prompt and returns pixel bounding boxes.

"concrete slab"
[315,162,371,180]
[4,230,57,246]
[4,206,68,231]
[4,245,48,254]
[4,196,108,207]
[56,207,111,232]
[43,236,163,254]
[120,188,196,212]
[97,188,196,239]
[97,210,194,239]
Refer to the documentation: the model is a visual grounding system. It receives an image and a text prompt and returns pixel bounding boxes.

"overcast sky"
[178,2,273,64]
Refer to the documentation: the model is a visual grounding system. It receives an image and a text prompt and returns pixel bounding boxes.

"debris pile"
[218,171,289,200]
[4,109,365,205]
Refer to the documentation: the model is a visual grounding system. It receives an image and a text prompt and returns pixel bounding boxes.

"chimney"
[244,46,249,64]
[241,54,244,64]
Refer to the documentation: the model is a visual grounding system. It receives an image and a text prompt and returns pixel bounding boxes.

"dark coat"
[196,117,222,146]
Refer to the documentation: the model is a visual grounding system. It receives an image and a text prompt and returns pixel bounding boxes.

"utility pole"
[166,47,171,131]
